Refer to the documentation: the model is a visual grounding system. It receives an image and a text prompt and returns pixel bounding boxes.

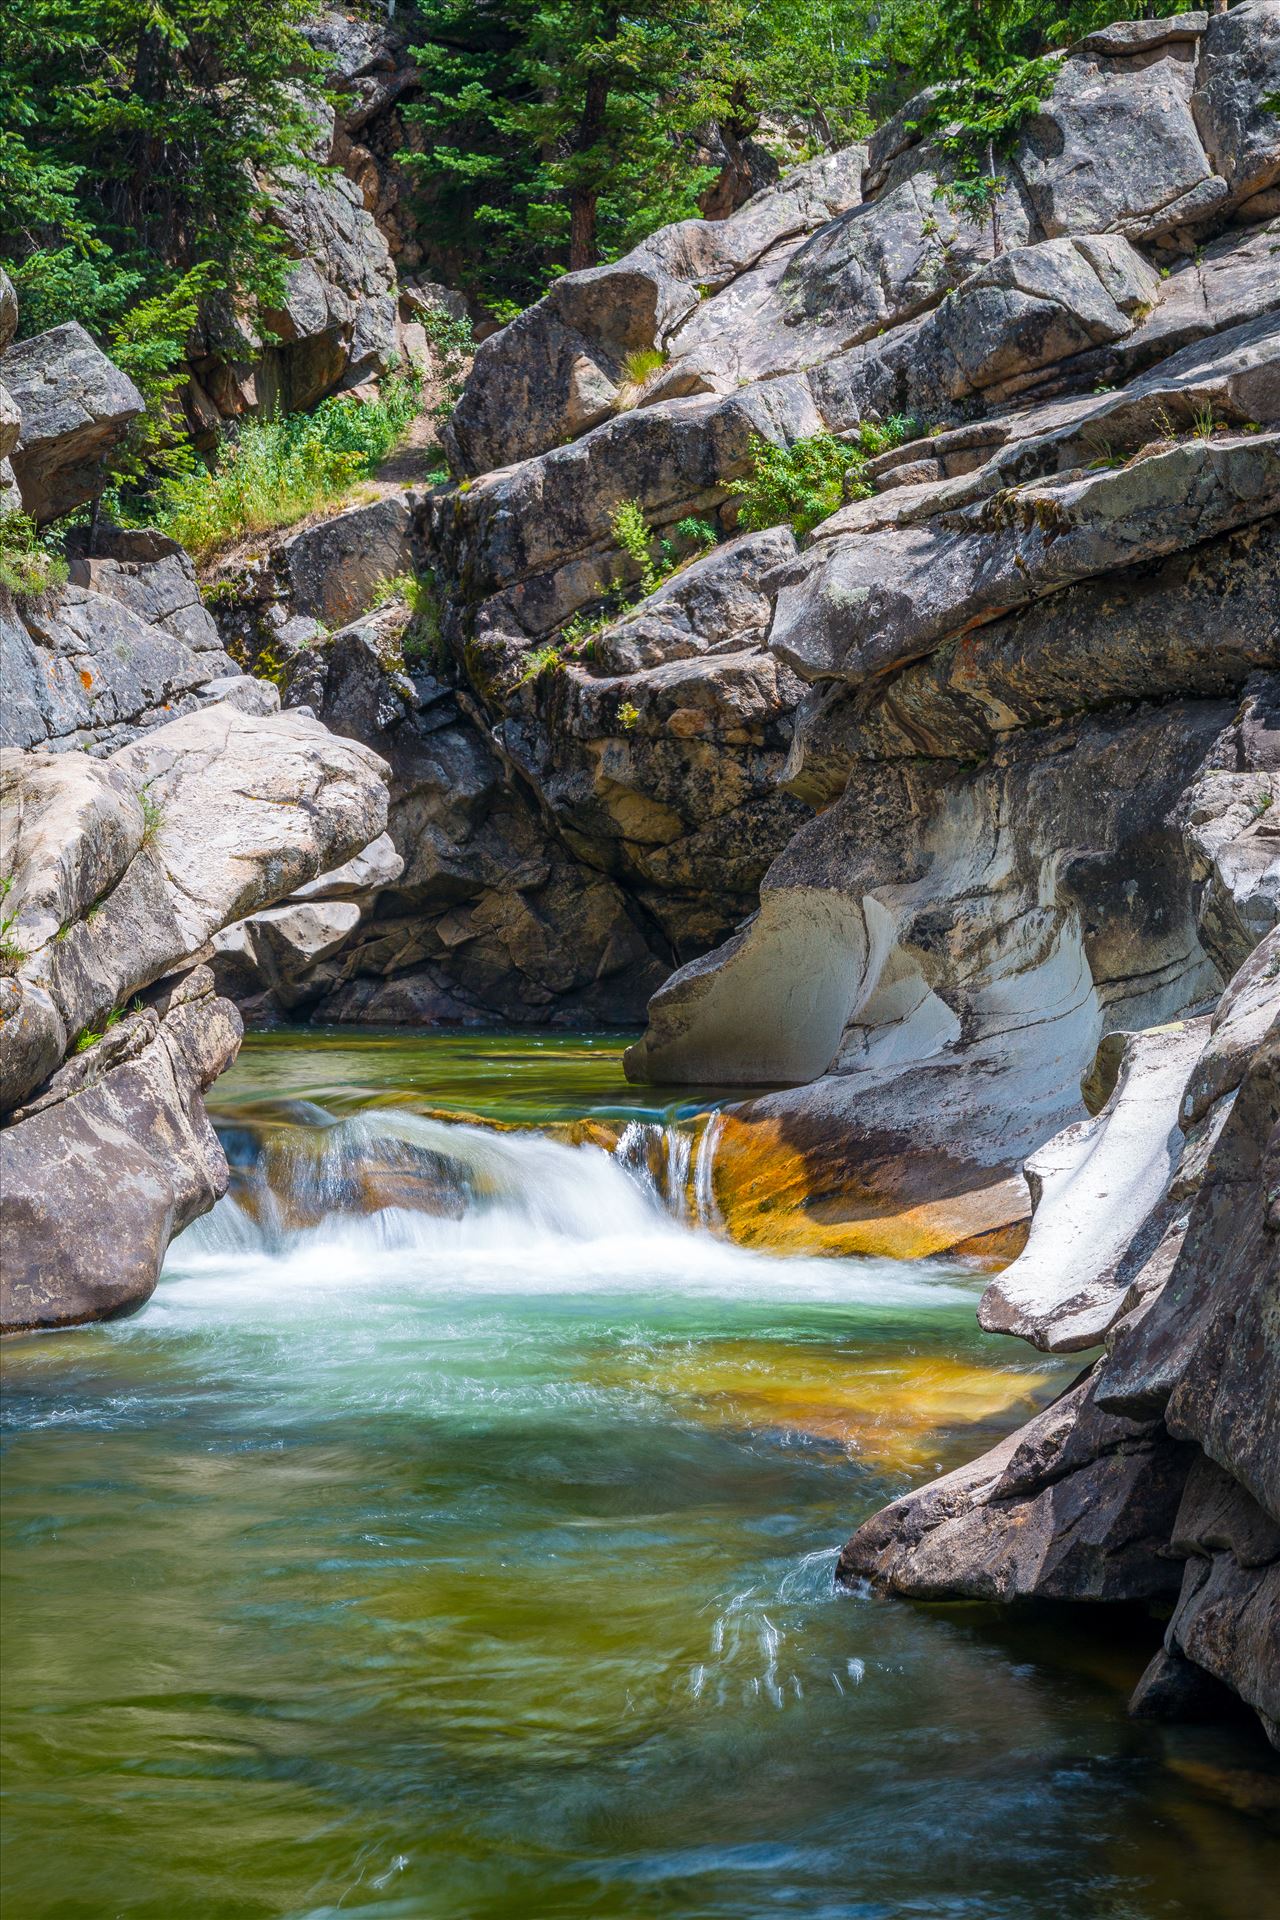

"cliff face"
[418,3,1280,1739]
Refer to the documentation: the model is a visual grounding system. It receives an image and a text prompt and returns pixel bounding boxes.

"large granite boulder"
[270,490,420,626]
[0,698,391,1330]
[0,967,242,1331]
[3,323,143,522]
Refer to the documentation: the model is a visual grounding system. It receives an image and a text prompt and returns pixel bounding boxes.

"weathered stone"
[1192,0,1280,205]
[0,583,256,755]
[769,434,1280,688]
[1185,927,1280,1124]
[3,324,143,522]
[1182,741,1280,975]
[930,235,1159,396]
[290,831,404,901]
[1018,41,1214,242]
[446,147,865,475]
[820,517,1279,775]
[837,1374,1194,1603]
[0,972,241,1331]
[1076,12,1207,56]
[67,526,224,652]
[272,491,419,626]
[1164,1549,1280,1746]
[1095,1029,1279,1526]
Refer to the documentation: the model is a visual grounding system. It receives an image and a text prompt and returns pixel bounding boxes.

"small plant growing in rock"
[674,517,717,552]
[726,419,916,537]
[620,347,665,391]
[421,307,475,420]
[139,782,165,849]
[611,499,665,596]
[617,700,641,732]
[517,643,564,685]
[401,572,446,670]
[0,879,28,976]
[1191,402,1225,440]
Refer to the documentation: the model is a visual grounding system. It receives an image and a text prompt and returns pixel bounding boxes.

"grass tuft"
[139,782,165,849]
[620,346,666,390]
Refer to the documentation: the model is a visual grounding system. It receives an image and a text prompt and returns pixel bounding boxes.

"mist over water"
[3,1032,1276,1920]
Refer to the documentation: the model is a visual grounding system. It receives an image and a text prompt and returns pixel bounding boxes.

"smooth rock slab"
[978,1020,1210,1353]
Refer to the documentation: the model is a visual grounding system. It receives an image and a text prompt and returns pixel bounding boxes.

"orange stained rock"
[708,1110,1031,1265]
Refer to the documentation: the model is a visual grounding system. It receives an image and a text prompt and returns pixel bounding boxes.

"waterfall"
[694,1112,724,1232]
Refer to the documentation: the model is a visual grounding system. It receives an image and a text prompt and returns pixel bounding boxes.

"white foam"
[154,1106,975,1326]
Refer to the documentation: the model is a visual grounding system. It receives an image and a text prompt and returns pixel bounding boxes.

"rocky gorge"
[1,0,1278,1821]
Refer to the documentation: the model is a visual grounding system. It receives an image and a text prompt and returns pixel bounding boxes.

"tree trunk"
[987,138,1002,257]
[567,68,609,272]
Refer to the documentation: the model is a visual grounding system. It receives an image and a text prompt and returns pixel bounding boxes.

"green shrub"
[145,376,421,561]
[0,512,69,601]
[419,308,475,420]
[403,572,446,669]
[674,516,717,552]
[726,419,918,537]
[611,498,663,596]
[517,642,563,685]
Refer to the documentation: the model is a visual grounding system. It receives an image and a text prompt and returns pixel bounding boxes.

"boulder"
[0,704,389,1115]
[0,968,241,1331]
[66,526,224,652]
[838,1375,1194,1604]
[0,580,267,755]
[1017,38,1217,242]
[976,1020,1209,1353]
[271,490,419,626]
[1191,0,1280,206]
[3,323,143,522]
[769,434,1280,687]
[446,147,866,475]
[929,235,1159,396]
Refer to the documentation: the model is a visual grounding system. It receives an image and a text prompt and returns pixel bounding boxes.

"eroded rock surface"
[1,697,390,1330]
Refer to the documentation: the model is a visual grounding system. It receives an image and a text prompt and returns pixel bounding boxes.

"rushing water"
[3,1032,1277,1919]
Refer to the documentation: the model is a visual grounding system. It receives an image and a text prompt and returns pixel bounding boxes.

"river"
[2,1032,1276,1917]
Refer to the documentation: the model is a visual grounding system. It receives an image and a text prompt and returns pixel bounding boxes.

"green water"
[2,1033,1276,1919]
